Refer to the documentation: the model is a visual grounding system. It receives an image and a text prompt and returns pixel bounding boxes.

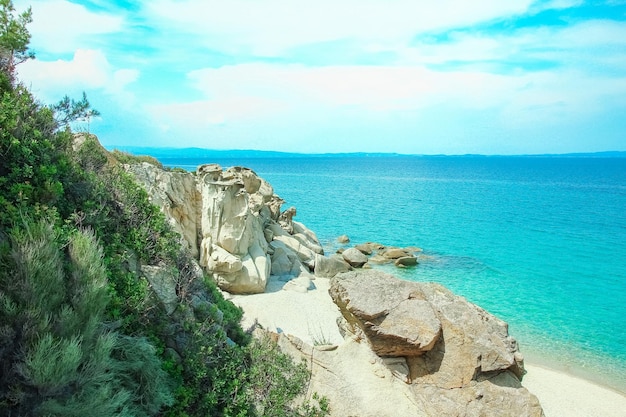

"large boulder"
[292,221,323,255]
[314,254,352,278]
[330,270,441,356]
[341,247,369,268]
[330,270,526,388]
[276,331,543,417]
[269,240,308,278]
[267,223,318,269]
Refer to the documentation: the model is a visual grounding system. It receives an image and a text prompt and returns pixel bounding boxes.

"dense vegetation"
[0,1,328,415]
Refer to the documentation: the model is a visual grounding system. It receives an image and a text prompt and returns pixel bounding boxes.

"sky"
[13,0,626,154]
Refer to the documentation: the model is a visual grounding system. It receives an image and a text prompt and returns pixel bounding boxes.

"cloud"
[18,49,139,102]
[142,57,626,151]
[14,0,124,54]
[187,64,519,114]
[11,0,626,153]
[530,0,585,13]
[394,18,626,75]
[145,0,534,56]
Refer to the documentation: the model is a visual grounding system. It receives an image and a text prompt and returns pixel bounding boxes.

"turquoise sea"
[158,154,626,392]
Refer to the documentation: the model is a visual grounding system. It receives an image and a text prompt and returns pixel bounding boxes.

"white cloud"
[14,0,124,54]
[143,60,626,149]
[18,49,139,102]
[145,0,534,56]
[551,19,626,48]
[187,64,519,115]
[395,18,626,74]
[531,0,585,13]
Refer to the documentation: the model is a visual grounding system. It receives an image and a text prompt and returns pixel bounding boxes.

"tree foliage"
[0,0,33,83]
[0,219,173,416]
[52,92,101,131]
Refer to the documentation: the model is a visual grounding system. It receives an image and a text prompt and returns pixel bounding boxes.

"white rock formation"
[127,163,324,294]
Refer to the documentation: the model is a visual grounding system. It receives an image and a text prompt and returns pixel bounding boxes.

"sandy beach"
[231,276,626,417]
[522,364,626,417]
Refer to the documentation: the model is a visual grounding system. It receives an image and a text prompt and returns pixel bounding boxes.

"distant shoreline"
[106,146,626,160]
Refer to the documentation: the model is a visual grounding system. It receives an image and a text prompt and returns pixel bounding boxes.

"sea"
[156,154,626,393]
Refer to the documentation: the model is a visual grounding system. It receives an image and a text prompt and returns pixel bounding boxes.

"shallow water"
[161,155,626,392]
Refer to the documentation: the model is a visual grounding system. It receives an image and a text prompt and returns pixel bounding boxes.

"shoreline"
[523,362,626,417]
[521,349,626,397]
[231,276,626,417]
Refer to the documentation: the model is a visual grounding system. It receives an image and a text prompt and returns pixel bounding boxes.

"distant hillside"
[107,146,408,159]
[107,146,626,159]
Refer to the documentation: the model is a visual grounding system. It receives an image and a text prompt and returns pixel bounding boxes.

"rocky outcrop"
[128,158,544,416]
[335,242,421,269]
[126,162,202,258]
[277,331,543,417]
[318,270,540,416]
[330,270,525,386]
[197,167,273,293]
[127,163,324,294]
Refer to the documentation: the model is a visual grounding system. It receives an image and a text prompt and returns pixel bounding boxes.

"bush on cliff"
[0,7,328,416]
[0,219,173,415]
[0,1,329,413]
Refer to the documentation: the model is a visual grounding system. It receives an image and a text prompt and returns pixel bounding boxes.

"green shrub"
[111,149,164,169]
[0,85,72,228]
[75,134,108,172]
[0,219,173,416]
[0,73,330,416]
[246,335,329,417]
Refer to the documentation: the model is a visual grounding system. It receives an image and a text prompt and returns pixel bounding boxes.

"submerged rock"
[394,256,418,267]
[337,234,350,243]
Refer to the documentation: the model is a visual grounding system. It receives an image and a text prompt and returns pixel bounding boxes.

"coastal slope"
[126,160,550,416]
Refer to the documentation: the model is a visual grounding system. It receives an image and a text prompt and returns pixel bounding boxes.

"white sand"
[230,276,626,417]
[523,364,626,417]
[230,277,344,347]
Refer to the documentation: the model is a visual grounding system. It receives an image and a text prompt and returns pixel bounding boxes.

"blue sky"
[14,0,626,154]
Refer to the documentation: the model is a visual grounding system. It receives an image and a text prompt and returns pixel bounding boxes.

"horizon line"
[105,145,626,159]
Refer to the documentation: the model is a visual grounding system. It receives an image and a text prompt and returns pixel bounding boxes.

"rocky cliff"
[126,162,328,294]
[127,161,544,417]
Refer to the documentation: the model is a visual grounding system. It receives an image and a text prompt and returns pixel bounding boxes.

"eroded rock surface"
[323,270,540,416]
[128,163,324,294]
[331,270,525,386]
[276,330,543,417]
[126,163,201,258]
